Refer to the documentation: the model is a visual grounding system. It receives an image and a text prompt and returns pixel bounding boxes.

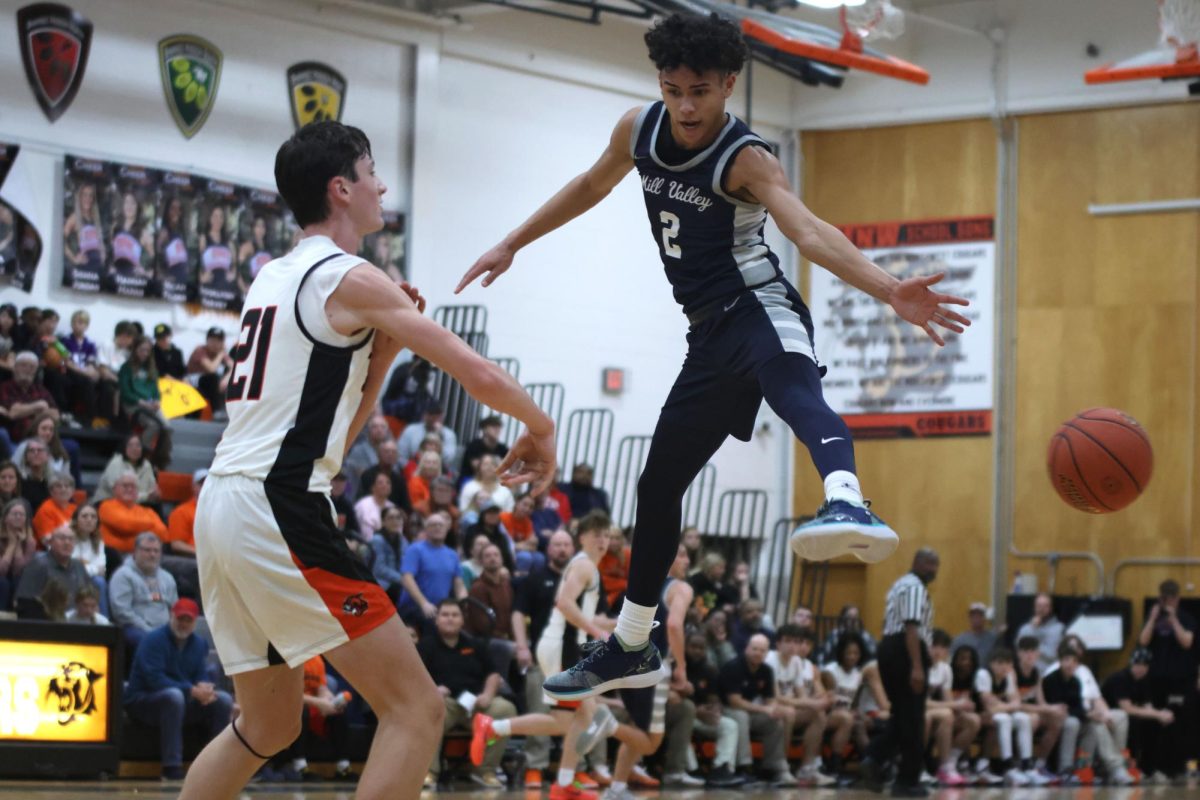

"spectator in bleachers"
[32,472,76,540]
[501,492,544,575]
[464,503,516,575]
[69,502,108,614]
[925,629,976,786]
[15,432,51,511]
[681,526,703,576]
[287,655,356,781]
[557,462,609,518]
[817,604,876,667]
[791,606,815,631]
[359,438,412,513]
[407,450,444,507]
[96,320,135,424]
[1138,579,1196,778]
[1043,641,1133,784]
[947,644,1003,784]
[731,560,758,605]
[460,415,508,481]
[354,471,395,542]
[1014,635,1064,784]
[821,632,865,720]
[458,454,514,513]
[166,470,203,558]
[544,468,573,523]
[0,461,18,506]
[1,351,59,443]
[32,311,71,417]
[36,578,70,621]
[1103,647,1173,782]
[703,608,736,669]
[0,304,16,384]
[530,491,564,539]
[459,530,487,589]
[15,526,89,609]
[119,336,171,468]
[398,400,458,468]
[398,511,465,624]
[381,354,433,421]
[414,475,459,530]
[185,327,233,421]
[110,532,177,651]
[12,411,80,487]
[952,602,999,662]
[99,471,167,553]
[510,528,573,789]
[66,583,110,624]
[11,308,39,354]
[1016,593,1065,674]
[466,542,514,640]
[93,434,159,505]
[974,647,1037,785]
[0,498,38,609]
[690,552,739,618]
[151,323,186,380]
[343,414,392,500]
[731,598,777,654]
[370,505,407,603]
[1051,634,1131,769]
[329,470,359,541]
[123,597,232,781]
[58,310,101,427]
[682,632,744,787]
[719,632,793,786]
[767,624,837,786]
[418,598,516,788]
[599,524,630,610]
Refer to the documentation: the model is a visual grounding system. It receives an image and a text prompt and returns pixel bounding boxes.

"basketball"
[1047,408,1153,513]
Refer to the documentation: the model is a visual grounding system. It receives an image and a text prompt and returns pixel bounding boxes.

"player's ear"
[723,72,737,98]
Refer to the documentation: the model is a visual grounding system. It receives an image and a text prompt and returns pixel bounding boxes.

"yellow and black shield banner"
[287,61,346,129]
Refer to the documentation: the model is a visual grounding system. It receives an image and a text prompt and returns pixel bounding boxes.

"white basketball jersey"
[542,552,600,648]
[209,235,373,494]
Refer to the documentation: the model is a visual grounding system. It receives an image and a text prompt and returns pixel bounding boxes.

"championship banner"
[809,216,994,439]
[0,143,44,293]
[16,3,92,123]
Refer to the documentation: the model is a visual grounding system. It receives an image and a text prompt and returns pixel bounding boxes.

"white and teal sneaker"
[790,499,898,563]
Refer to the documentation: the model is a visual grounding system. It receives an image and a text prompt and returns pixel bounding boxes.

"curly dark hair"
[645,13,748,75]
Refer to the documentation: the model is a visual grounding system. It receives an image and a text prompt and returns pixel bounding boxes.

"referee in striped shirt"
[862,547,939,797]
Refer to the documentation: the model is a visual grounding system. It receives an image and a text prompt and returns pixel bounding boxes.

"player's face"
[1018,648,1038,671]
[659,66,736,150]
[990,660,1012,680]
[347,156,386,235]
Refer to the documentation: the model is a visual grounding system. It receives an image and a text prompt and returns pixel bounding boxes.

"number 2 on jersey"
[660,210,682,259]
[227,306,277,402]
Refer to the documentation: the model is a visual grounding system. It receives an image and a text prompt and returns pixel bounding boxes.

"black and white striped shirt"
[882,572,933,642]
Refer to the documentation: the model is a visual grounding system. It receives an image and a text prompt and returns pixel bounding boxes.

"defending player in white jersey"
[180,121,557,800]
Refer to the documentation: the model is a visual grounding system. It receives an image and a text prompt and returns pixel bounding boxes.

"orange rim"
[741,18,930,85]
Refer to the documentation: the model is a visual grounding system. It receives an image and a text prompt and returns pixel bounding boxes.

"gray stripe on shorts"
[754,282,817,363]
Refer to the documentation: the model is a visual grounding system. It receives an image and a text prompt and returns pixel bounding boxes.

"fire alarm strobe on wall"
[602,368,625,395]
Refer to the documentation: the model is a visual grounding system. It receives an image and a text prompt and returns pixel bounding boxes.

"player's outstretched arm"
[454,107,641,294]
[728,146,972,347]
[328,265,557,494]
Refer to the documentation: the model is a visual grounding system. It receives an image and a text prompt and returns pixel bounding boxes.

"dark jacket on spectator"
[467,571,513,640]
[557,480,609,518]
[124,623,210,704]
[1041,668,1087,720]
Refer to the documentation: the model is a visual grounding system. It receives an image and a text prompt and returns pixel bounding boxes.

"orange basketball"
[1047,408,1152,513]
[41,345,62,369]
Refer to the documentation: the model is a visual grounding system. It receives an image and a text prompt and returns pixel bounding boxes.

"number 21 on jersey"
[660,211,682,259]
[226,306,277,402]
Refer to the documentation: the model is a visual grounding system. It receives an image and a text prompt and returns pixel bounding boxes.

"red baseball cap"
[172,598,200,619]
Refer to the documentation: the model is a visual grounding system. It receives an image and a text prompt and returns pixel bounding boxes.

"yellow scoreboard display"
[0,622,121,778]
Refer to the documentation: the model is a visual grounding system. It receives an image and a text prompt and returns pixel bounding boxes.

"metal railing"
[1109,557,1200,596]
[706,488,769,575]
[433,331,489,439]
[433,305,488,336]
[1009,542,1105,597]
[559,408,614,490]
[608,435,653,528]
[479,357,520,437]
[682,463,717,534]
[759,516,806,630]
[502,382,565,447]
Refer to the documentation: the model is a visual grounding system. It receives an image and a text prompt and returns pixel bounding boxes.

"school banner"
[809,216,994,439]
[0,143,43,293]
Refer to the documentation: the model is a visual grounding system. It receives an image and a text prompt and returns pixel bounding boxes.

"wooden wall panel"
[799,120,998,636]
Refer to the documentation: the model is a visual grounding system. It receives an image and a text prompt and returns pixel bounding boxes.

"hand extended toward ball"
[888,272,972,347]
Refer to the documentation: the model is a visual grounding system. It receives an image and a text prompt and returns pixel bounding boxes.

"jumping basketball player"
[179,121,557,800]
[470,511,614,800]
[457,12,970,700]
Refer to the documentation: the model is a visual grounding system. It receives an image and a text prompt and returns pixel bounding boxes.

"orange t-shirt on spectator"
[599,545,631,608]
[168,496,198,549]
[33,500,76,540]
[500,511,534,543]
[408,474,432,506]
[99,499,168,552]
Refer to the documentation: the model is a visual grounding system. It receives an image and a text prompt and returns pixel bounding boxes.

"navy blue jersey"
[632,101,782,316]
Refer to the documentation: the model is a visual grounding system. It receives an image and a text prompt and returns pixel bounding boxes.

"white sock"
[615,599,657,648]
[557,767,575,786]
[949,748,962,767]
[611,781,628,793]
[335,759,350,772]
[292,758,307,771]
[492,719,512,736]
[824,470,863,505]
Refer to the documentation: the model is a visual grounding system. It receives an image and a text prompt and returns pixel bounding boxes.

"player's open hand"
[498,427,557,496]
[888,272,972,346]
[399,281,426,313]
[455,243,514,294]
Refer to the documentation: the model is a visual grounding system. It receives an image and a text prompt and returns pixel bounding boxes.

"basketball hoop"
[839,0,904,53]
[1085,0,1200,85]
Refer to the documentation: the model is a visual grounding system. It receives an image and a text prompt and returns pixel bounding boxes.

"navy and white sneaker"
[790,499,899,563]
[542,636,662,702]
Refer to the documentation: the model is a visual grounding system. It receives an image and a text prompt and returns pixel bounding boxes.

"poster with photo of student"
[155,170,201,303]
[359,210,405,283]
[105,163,161,298]
[62,155,110,292]
[196,178,241,311]
[0,143,42,293]
[236,188,290,295]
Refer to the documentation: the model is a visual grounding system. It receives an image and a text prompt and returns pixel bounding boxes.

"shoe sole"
[790,523,899,563]
[543,666,664,701]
